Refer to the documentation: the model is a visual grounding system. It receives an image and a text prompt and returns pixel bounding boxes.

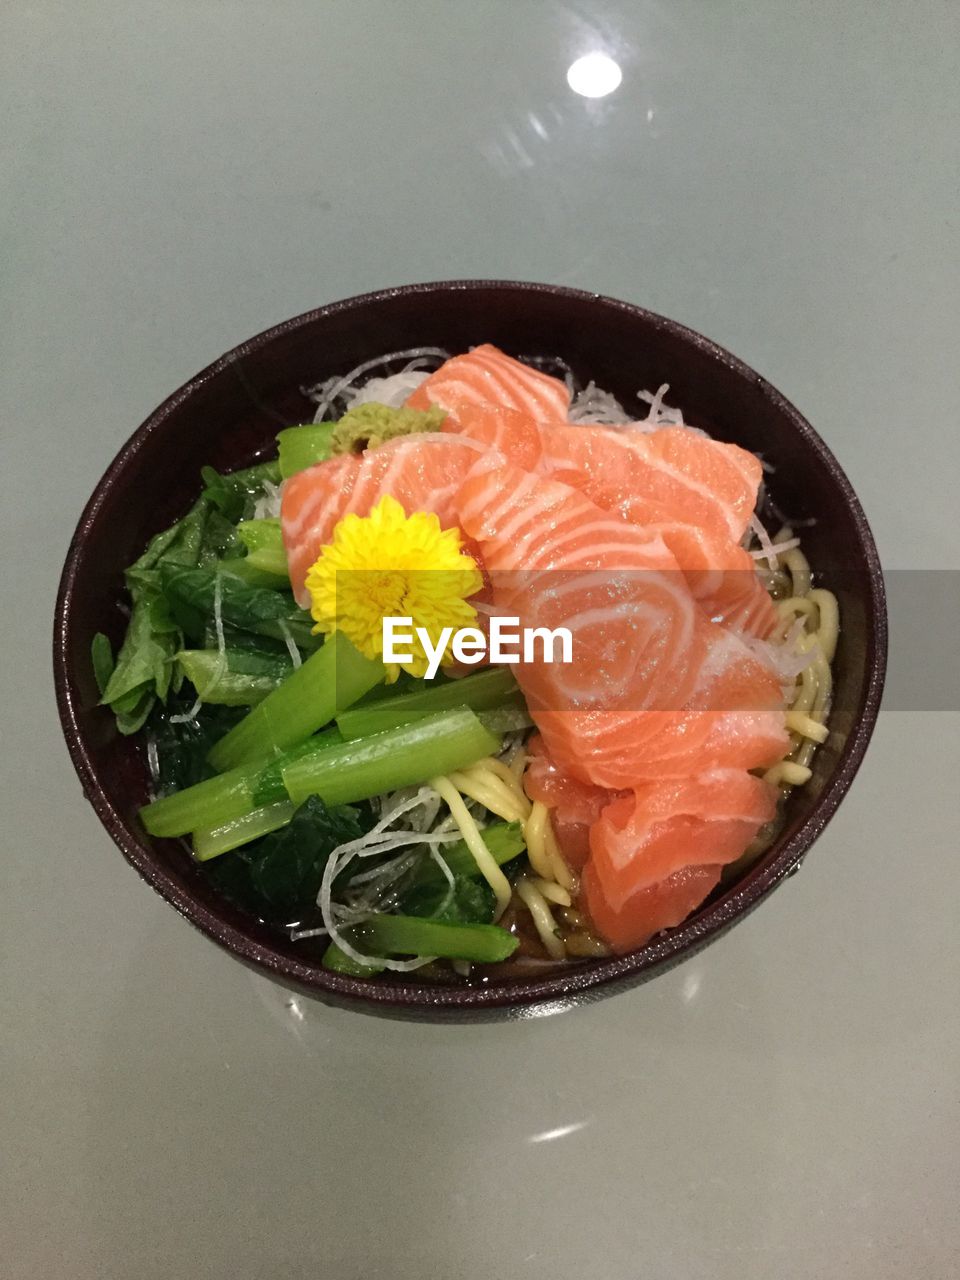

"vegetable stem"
[336,666,519,739]
[346,914,518,963]
[192,801,297,861]
[277,423,337,479]
[207,632,383,771]
[283,708,500,807]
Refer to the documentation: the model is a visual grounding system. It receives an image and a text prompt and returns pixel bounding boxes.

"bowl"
[54,280,887,1020]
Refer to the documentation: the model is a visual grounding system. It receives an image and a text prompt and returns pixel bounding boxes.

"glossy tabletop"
[2,4,958,1277]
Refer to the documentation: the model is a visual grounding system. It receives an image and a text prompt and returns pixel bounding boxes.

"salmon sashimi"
[444,405,776,636]
[281,434,484,607]
[581,770,777,951]
[456,455,789,789]
[587,771,777,909]
[407,343,570,426]
[523,733,624,871]
[542,425,775,636]
[580,861,724,953]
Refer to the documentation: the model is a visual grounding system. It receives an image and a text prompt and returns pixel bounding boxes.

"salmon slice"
[457,455,789,788]
[588,770,777,908]
[523,733,623,871]
[407,344,570,425]
[581,770,776,952]
[444,406,775,636]
[581,861,723,953]
[280,434,483,607]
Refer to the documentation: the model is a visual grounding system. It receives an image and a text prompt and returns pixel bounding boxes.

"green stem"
[346,914,518,963]
[192,801,297,861]
[282,707,500,807]
[140,728,342,838]
[237,518,289,579]
[277,422,336,479]
[336,666,519,739]
[207,632,383,772]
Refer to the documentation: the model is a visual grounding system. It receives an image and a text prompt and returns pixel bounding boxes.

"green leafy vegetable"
[176,648,292,706]
[203,796,373,925]
[90,633,116,698]
[159,564,317,650]
[206,632,383,771]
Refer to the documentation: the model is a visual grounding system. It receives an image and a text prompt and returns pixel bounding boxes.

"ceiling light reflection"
[566,52,623,99]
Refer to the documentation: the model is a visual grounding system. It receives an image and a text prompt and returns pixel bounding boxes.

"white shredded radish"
[277,618,302,670]
[346,368,430,410]
[637,382,685,426]
[748,514,780,570]
[253,478,283,520]
[306,347,449,422]
[749,537,800,560]
[170,574,225,724]
[568,381,630,424]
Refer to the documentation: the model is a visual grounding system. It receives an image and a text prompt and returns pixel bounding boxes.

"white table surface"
[2,4,958,1277]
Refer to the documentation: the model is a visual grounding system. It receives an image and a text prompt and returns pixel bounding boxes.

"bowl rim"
[53,278,888,1014]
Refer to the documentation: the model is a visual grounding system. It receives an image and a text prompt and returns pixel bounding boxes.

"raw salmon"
[523,733,623,871]
[581,861,724,953]
[444,406,776,636]
[280,434,483,607]
[581,770,776,951]
[456,454,789,789]
[407,344,570,425]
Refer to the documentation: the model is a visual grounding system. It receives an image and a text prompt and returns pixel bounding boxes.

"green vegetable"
[215,558,288,589]
[140,727,342,837]
[398,824,526,927]
[329,402,447,455]
[277,422,337,479]
[192,801,297,861]
[335,666,519,739]
[237,518,288,579]
[201,461,281,523]
[477,697,534,735]
[145,698,246,798]
[207,632,383,772]
[176,648,292,707]
[408,821,525,885]
[338,914,518,964]
[159,564,317,651]
[91,633,116,697]
[283,707,500,807]
[322,944,384,977]
[202,796,372,923]
[100,500,210,733]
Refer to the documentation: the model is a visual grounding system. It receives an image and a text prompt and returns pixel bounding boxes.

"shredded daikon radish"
[568,381,630,424]
[305,347,449,422]
[276,618,302,670]
[253,478,283,520]
[170,574,226,724]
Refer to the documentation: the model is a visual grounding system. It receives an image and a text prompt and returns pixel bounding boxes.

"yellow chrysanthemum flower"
[305,495,483,682]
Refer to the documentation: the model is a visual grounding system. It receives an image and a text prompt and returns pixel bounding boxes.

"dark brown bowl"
[54,281,886,1020]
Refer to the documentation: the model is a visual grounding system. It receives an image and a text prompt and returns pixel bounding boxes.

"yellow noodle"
[542,813,575,891]
[430,775,512,918]
[515,878,566,960]
[479,759,534,815]
[764,760,813,787]
[785,709,829,743]
[532,877,572,907]
[810,588,839,663]
[523,801,555,879]
[446,769,526,823]
[781,545,813,598]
